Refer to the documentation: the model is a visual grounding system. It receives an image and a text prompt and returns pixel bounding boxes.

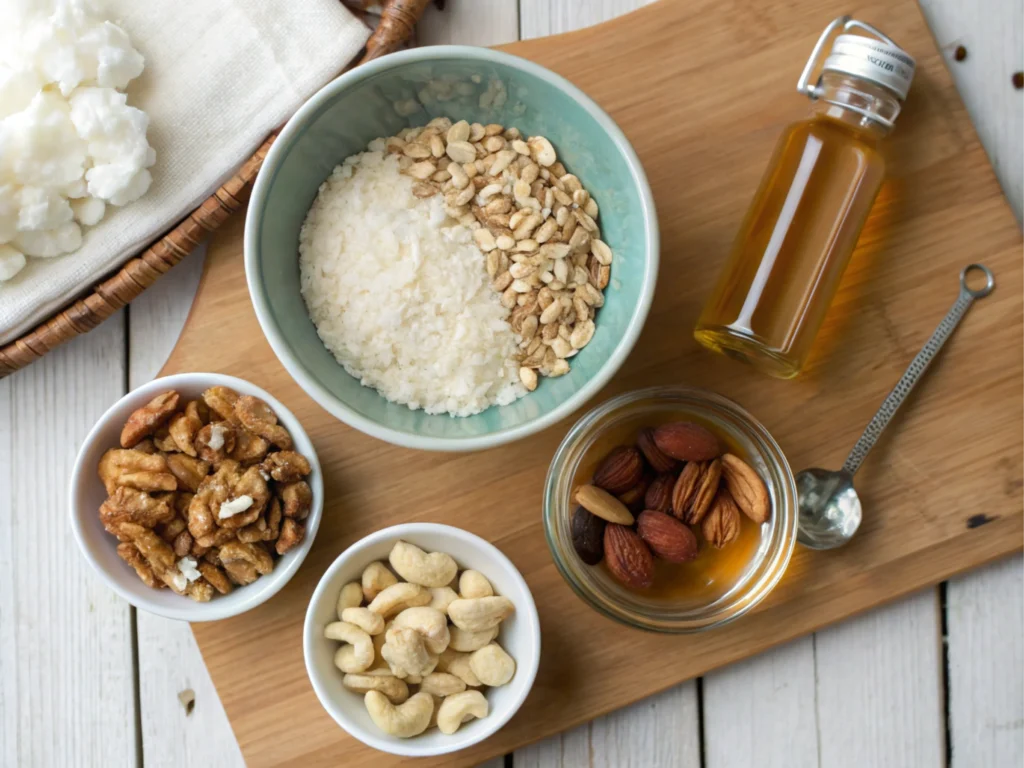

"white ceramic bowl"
[303,523,541,757]
[70,373,323,622]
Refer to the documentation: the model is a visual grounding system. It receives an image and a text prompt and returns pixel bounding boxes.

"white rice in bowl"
[298,150,526,417]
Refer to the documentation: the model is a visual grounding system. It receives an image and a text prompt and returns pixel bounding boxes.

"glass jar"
[543,386,797,633]
[694,18,916,378]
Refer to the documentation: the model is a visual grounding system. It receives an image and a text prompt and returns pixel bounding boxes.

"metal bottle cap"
[798,16,916,102]
[824,33,916,100]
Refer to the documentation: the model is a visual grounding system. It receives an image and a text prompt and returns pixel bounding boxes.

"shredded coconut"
[298,149,526,417]
[218,495,253,520]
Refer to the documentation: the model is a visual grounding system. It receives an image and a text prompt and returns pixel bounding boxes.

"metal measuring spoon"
[796,264,995,550]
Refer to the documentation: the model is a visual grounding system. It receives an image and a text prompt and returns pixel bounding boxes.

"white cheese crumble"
[298,150,526,417]
[218,495,253,520]
[177,557,201,583]
[0,0,155,281]
[207,423,226,451]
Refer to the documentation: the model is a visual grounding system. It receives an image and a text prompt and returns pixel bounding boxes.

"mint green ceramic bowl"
[245,46,658,451]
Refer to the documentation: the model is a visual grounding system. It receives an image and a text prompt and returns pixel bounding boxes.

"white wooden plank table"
[1,1,1019,766]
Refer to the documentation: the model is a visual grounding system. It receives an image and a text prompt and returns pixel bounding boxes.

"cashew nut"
[426,694,443,730]
[364,690,434,738]
[342,672,409,704]
[458,570,494,599]
[447,596,515,632]
[388,541,458,588]
[437,648,481,687]
[336,581,363,619]
[370,621,391,668]
[361,561,398,602]
[448,624,499,653]
[341,607,385,635]
[392,607,450,654]
[418,672,466,698]
[325,621,374,673]
[428,586,459,615]
[367,582,431,617]
[381,627,436,678]
[469,643,516,687]
[436,690,489,735]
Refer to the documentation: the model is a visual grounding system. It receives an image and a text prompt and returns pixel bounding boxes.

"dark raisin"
[571,506,606,565]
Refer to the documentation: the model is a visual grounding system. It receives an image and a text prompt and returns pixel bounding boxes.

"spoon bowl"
[796,468,861,549]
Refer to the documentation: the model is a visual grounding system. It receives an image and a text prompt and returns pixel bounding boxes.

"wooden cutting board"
[163,0,1023,765]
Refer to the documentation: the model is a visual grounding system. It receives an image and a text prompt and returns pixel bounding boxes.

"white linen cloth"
[0,0,369,343]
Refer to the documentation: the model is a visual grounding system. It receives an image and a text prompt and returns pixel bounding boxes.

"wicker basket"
[0,0,432,378]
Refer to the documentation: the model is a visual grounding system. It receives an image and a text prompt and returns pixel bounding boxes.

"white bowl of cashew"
[303,523,541,757]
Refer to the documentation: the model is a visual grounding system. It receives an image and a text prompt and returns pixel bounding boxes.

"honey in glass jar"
[694,17,916,378]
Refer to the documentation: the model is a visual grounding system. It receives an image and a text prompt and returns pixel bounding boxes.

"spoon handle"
[841,264,995,476]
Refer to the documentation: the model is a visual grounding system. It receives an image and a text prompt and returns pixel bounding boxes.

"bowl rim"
[543,385,797,633]
[245,44,659,452]
[69,372,324,622]
[302,522,541,757]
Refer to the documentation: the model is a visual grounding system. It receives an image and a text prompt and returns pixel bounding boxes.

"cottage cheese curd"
[0,0,155,282]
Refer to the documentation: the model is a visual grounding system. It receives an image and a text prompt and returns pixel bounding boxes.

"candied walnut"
[116,542,160,588]
[201,548,220,565]
[97,449,177,495]
[133,439,158,455]
[195,527,238,549]
[238,494,282,543]
[198,562,233,595]
[168,401,206,457]
[153,426,178,453]
[275,518,305,555]
[187,485,219,539]
[121,391,180,448]
[117,523,183,593]
[202,386,241,425]
[229,428,269,466]
[187,580,214,603]
[100,487,175,534]
[173,492,193,519]
[222,559,258,586]
[165,454,211,493]
[191,542,211,559]
[235,395,292,450]
[195,422,236,464]
[237,515,268,544]
[188,460,262,538]
[173,529,193,558]
[278,480,312,520]
[261,451,311,483]
[265,497,282,540]
[219,540,274,577]
[156,515,187,544]
[214,467,270,531]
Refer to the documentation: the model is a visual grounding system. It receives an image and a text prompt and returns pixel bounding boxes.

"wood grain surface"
[152,0,1023,765]
[0,1,1015,767]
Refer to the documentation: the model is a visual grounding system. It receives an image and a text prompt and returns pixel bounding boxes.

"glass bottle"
[694,18,916,378]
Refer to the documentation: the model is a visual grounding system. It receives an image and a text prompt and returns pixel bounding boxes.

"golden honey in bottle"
[695,18,916,378]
